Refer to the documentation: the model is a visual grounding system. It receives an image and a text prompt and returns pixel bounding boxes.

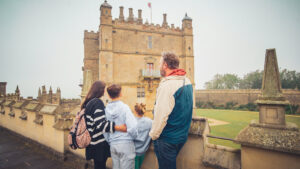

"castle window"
[146,63,154,74]
[148,36,152,49]
[137,86,145,98]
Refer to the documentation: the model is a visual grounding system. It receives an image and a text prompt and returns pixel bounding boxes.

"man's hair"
[107,84,121,99]
[162,52,179,69]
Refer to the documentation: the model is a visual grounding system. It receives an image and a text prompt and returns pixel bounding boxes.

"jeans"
[110,142,136,169]
[153,139,185,169]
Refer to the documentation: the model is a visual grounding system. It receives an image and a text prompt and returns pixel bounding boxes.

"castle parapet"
[84,30,98,39]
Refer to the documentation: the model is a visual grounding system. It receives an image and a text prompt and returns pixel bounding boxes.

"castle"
[81,0,195,113]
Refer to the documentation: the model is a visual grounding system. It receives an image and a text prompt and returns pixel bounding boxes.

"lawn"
[195,109,300,149]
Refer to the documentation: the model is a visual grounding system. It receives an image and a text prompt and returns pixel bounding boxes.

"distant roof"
[40,105,58,114]
[183,13,192,21]
[101,0,112,8]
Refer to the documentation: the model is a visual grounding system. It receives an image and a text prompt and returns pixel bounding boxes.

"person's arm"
[149,83,175,140]
[125,106,138,139]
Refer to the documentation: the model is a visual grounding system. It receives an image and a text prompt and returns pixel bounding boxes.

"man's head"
[160,52,179,77]
[107,84,122,99]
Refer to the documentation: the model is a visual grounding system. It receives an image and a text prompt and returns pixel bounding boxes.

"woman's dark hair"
[81,81,106,109]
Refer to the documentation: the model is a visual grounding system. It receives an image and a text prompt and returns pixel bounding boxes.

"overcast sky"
[0,0,299,98]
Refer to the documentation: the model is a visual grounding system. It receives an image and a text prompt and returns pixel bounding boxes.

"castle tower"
[81,2,195,113]
[99,0,113,83]
[182,13,194,84]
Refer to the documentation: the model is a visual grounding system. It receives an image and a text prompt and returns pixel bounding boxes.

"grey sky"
[0,0,299,98]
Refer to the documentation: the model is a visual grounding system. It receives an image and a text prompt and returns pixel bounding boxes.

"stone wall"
[0,98,243,169]
[195,89,300,113]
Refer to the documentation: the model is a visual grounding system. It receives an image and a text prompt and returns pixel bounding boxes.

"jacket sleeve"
[149,83,175,140]
[85,99,115,134]
[125,106,138,139]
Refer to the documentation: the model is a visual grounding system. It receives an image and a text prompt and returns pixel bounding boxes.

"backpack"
[68,106,91,149]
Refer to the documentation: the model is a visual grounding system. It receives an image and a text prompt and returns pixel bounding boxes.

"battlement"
[99,2,193,35]
[84,30,98,39]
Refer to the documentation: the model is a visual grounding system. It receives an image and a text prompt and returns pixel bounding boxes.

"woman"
[82,81,126,169]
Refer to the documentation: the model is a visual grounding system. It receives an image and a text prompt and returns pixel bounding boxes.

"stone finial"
[261,49,282,99]
[138,9,143,24]
[15,85,20,94]
[42,85,47,94]
[119,6,124,21]
[162,13,168,27]
[49,86,53,93]
[257,49,289,103]
[38,88,41,97]
[128,8,134,22]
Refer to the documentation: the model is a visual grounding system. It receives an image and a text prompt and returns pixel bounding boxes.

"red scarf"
[166,69,186,76]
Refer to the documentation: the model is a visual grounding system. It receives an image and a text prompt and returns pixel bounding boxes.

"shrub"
[225,102,238,109]
[196,101,205,108]
[285,104,299,115]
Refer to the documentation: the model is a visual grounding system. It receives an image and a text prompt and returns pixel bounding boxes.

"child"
[134,103,152,169]
[104,84,138,169]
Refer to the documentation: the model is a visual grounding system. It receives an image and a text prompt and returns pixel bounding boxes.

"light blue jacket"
[134,116,152,156]
[104,100,138,145]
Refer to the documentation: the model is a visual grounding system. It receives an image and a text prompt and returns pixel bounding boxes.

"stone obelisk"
[235,49,300,169]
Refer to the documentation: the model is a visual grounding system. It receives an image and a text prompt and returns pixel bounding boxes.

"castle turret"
[38,88,42,101]
[182,13,195,107]
[56,88,61,105]
[100,0,112,25]
[15,85,20,100]
[15,85,20,95]
[41,85,47,104]
[99,0,113,83]
[48,86,53,104]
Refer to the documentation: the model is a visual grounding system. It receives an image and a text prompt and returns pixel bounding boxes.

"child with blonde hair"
[134,103,152,169]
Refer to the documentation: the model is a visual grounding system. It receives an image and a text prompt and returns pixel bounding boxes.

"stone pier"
[235,49,300,169]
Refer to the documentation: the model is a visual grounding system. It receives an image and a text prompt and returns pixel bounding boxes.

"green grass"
[195,109,300,149]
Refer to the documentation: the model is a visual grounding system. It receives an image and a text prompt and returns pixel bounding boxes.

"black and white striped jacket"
[84,98,115,145]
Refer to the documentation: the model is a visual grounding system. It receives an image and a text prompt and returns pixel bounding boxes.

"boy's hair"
[134,103,146,116]
[107,84,122,99]
[162,52,179,69]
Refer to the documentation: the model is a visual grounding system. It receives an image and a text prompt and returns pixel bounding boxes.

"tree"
[280,69,300,89]
[205,74,240,89]
[239,70,263,89]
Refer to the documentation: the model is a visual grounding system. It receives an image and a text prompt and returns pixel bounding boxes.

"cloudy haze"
[0,0,299,98]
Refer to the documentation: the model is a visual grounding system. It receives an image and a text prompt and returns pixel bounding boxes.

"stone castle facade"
[81,1,195,113]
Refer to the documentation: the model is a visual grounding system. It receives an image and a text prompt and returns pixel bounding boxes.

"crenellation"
[84,31,98,39]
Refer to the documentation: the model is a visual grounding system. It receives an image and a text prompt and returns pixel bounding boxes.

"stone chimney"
[119,6,124,21]
[162,13,168,27]
[128,8,134,22]
[138,9,143,24]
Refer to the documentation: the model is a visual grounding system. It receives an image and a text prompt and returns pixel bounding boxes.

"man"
[149,52,193,169]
